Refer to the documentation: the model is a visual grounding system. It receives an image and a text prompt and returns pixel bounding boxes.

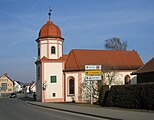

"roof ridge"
[71,49,136,52]
[132,57,154,75]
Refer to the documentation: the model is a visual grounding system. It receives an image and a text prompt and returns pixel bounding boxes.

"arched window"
[69,78,75,95]
[125,75,131,84]
[51,46,56,54]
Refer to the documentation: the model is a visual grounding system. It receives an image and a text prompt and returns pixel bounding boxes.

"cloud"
[6,35,35,49]
[0,8,36,26]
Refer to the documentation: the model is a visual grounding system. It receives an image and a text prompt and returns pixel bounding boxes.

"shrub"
[100,83,154,110]
[97,85,109,105]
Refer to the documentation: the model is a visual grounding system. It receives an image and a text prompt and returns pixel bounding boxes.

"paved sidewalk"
[27,101,154,120]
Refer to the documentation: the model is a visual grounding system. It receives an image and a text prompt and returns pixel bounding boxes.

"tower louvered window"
[51,46,56,54]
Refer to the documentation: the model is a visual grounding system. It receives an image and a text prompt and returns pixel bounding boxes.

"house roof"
[64,49,143,71]
[30,82,36,89]
[132,58,154,74]
[0,73,14,83]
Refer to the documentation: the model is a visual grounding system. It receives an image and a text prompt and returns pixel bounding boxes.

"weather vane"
[48,7,52,19]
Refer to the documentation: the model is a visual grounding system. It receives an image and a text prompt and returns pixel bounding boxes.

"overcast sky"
[0,0,154,83]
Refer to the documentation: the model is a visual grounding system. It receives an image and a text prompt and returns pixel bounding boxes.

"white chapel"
[35,11,143,102]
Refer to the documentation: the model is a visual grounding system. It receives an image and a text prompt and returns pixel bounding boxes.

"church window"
[52,93,56,97]
[125,75,131,84]
[69,78,75,95]
[50,76,57,83]
[51,46,56,54]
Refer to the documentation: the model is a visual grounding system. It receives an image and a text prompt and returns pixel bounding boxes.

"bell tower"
[35,9,65,102]
[36,9,64,60]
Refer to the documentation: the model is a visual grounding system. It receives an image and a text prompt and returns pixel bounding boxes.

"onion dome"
[38,19,63,39]
[37,8,64,40]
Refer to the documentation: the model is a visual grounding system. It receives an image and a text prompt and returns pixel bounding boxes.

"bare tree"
[81,68,123,102]
[102,70,123,88]
[104,37,127,50]
[81,80,99,101]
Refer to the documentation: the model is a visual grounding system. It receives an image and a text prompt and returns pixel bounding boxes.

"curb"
[27,102,122,120]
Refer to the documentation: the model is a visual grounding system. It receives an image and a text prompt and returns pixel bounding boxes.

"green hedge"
[101,83,154,110]
[98,85,109,105]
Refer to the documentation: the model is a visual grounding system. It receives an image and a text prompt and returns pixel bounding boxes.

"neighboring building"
[35,12,143,102]
[13,81,22,92]
[24,84,30,93]
[23,82,36,93]
[132,58,154,83]
[30,82,36,93]
[0,73,14,97]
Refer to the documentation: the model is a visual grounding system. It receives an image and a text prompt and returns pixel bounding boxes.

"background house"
[132,58,154,83]
[13,81,22,93]
[0,73,14,97]
[30,82,36,93]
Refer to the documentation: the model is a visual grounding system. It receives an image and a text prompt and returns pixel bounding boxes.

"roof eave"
[64,67,140,72]
[131,70,154,75]
[36,36,64,42]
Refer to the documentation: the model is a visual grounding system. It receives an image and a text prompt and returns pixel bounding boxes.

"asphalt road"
[0,98,106,120]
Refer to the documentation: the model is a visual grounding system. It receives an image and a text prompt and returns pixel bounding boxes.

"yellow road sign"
[85,70,102,75]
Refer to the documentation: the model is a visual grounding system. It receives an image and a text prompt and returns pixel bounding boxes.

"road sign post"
[90,80,92,105]
[85,65,102,104]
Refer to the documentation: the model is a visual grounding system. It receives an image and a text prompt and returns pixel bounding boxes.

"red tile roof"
[132,58,154,74]
[59,54,68,60]
[64,49,143,71]
[35,54,68,64]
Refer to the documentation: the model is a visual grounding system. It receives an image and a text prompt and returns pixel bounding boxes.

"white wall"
[40,42,47,58]
[39,39,63,59]
[103,70,137,86]
[131,75,137,84]
[65,72,79,102]
[48,40,63,59]
[65,70,137,102]
[13,81,22,92]
[44,62,63,99]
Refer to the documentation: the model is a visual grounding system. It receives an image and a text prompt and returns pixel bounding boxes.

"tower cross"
[48,7,52,19]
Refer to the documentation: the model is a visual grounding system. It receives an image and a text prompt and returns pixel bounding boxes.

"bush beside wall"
[101,83,154,110]
[98,85,109,105]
